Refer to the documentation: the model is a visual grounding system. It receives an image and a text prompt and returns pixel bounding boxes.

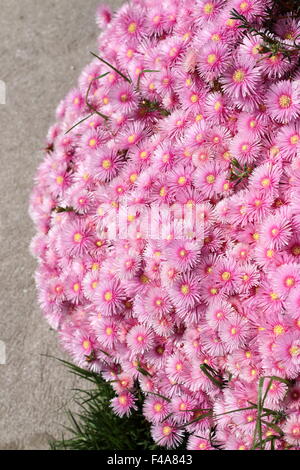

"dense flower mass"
[30,0,300,450]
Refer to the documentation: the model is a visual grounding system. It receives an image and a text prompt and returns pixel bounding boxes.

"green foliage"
[50,359,161,450]
[49,359,291,451]
[230,3,300,59]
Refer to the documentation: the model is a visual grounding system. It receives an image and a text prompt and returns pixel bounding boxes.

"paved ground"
[0,0,122,450]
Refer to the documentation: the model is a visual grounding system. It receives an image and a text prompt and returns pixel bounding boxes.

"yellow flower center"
[270,292,279,300]
[285,277,295,287]
[221,271,231,281]
[290,134,299,145]
[74,233,82,243]
[163,426,172,436]
[128,134,136,144]
[279,94,292,109]
[159,186,166,197]
[190,94,198,103]
[181,284,190,295]
[130,173,138,183]
[261,178,270,187]
[119,395,127,405]
[240,1,249,11]
[274,325,285,336]
[178,176,187,185]
[290,346,300,357]
[204,2,214,14]
[292,426,300,436]
[206,174,215,184]
[104,291,113,301]
[89,138,97,147]
[83,340,91,350]
[128,22,137,33]
[207,53,217,64]
[106,327,113,336]
[102,159,111,169]
[233,69,245,82]
[154,403,162,412]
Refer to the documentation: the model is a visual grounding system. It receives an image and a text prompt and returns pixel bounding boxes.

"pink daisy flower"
[58,218,94,257]
[143,396,171,424]
[169,272,201,312]
[116,5,146,43]
[273,331,300,375]
[229,134,261,165]
[109,82,139,114]
[272,263,300,297]
[110,391,137,417]
[277,122,300,160]
[126,324,155,354]
[151,421,184,449]
[87,148,124,183]
[197,42,231,81]
[97,318,119,348]
[219,314,250,353]
[94,278,126,316]
[187,434,215,450]
[221,56,261,99]
[283,412,300,446]
[260,207,292,249]
[165,240,201,271]
[266,80,300,123]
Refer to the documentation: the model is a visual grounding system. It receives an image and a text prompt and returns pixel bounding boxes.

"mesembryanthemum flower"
[30,0,300,450]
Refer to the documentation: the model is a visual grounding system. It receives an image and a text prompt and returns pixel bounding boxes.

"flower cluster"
[30,0,300,450]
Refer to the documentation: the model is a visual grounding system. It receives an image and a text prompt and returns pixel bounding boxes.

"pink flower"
[266,80,300,123]
[30,0,300,450]
[143,396,170,424]
[151,421,184,449]
[126,324,155,354]
[169,272,201,312]
[94,278,126,316]
[111,391,137,417]
[221,56,261,99]
[282,412,300,446]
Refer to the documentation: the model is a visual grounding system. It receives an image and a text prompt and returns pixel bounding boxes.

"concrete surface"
[0,0,123,450]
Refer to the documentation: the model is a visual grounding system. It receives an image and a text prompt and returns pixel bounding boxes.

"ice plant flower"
[30,0,300,451]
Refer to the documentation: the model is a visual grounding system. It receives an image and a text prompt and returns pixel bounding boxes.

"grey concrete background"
[0,0,122,450]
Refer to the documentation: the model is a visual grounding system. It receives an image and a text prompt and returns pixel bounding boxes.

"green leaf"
[90,51,132,83]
